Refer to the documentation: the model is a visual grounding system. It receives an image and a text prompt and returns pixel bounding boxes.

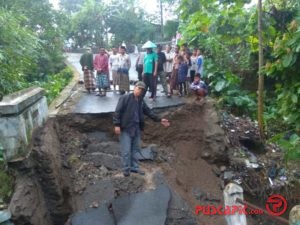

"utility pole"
[257,0,265,141]
[159,0,164,40]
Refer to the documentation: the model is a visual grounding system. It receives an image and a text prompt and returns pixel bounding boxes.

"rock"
[223,171,234,180]
[220,165,227,172]
[294,170,300,179]
[99,166,108,177]
[71,204,114,225]
[204,192,221,202]
[135,146,157,161]
[201,151,211,159]
[84,152,122,170]
[212,166,221,177]
[191,188,205,200]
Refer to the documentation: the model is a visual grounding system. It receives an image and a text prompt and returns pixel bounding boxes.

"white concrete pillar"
[290,205,300,225]
[223,183,247,225]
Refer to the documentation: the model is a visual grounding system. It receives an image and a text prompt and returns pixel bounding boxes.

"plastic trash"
[0,210,11,223]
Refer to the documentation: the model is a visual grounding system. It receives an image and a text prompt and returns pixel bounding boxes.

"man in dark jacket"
[113,81,170,177]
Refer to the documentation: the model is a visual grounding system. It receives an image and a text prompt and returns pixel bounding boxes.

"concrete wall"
[0,87,48,160]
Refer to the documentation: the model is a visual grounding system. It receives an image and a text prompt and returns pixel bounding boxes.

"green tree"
[0,9,40,94]
[70,0,107,48]
[164,20,179,40]
[60,0,85,13]
[0,0,71,96]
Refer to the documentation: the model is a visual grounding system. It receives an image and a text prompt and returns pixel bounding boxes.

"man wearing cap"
[79,47,95,93]
[113,81,170,177]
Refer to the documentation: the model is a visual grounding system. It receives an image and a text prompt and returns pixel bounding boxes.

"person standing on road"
[135,52,145,81]
[164,45,174,95]
[94,47,110,96]
[142,41,158,100]
[79,47,95,93]
[156,44,168,96]
[167,45,180,97]
[110,47,120,92]
[177,55,188,97]
[117,46,131,94]
[113,81,170,177]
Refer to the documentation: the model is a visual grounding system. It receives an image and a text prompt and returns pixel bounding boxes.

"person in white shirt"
[164,45,174,96]
[135,52,145,81]
[164,45,174,79]
[117,46,131,94]
[109,47,120,92]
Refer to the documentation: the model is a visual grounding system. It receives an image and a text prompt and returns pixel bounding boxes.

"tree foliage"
[0,0,69,96]
[65,0,164,49]
[0,9,40,94]
[177,0,300,160]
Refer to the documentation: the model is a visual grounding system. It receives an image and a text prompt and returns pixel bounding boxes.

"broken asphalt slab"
[71,185,171,225]
[112,185,170,225]
[71,204,115,225]
[73,92,184,114]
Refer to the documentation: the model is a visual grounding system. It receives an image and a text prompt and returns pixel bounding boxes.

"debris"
[220,165,227,172]
[279,176,287,181]
[89,202,99,208]
[212,166,221,177]
[268,162,277,179]
[268,177,274,186]
[294,170,300,179]
[223,171,234,180]
[135,145,157,161]
[0,210,11,223]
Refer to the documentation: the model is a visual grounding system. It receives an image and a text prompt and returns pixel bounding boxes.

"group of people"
[79,45,131,96]
[80,42,208,101]
[135,42,208,101]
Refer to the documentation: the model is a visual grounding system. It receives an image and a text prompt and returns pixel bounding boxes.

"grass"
[0,162,13,203]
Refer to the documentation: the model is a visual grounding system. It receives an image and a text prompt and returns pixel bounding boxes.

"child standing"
[177,55,188,97]
[190,73,208,100]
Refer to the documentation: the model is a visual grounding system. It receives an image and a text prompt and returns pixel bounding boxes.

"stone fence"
[0,87,48,161]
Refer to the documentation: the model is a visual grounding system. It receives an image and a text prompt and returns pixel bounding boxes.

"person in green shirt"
[142,48,158,100]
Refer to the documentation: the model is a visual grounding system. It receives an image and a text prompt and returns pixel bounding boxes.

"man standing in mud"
[113,81,170,177]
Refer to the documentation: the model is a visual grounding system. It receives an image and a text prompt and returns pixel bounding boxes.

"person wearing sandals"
[79,46,95,93]
[94,47,109,96]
